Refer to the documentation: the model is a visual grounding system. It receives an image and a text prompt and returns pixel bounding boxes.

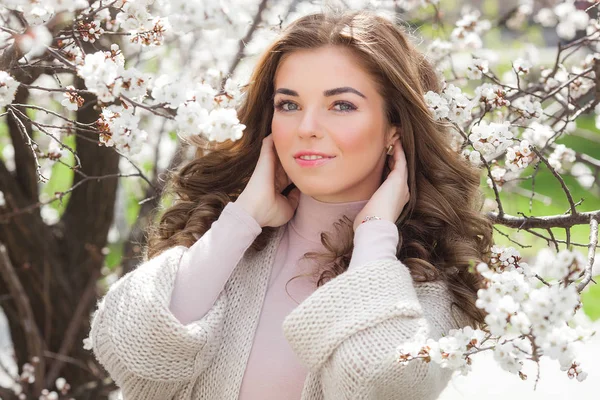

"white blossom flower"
[0,71,20,107]
[205,108,246,143]
[513,58,532,75]
[493,341,524,374]
[115,68,151,100]
[469,121,514,159]
[390,0,439,11]
[485,313,507,336]
[46,131,66,161]
[587,18,600,39]
[535,8,557,27]
[116,1,153,31]
[424,91,449,120]
[548,144,576,173]
[39,389,59,400]
[510,312,531,335]
[11,382,22,395]
[189,82,218,111]
[555,2,589,40]
[426,39,453,67]
[466,58,489,80]
[474,83,511,109]
[218,78,244,108]
[96,106,148,156]
[23,6,54,26]
[77,47,125,102]
[451,10,491,50]
[570,162,594,189]
[55,377,67,391]
[59,40,85,65]
[505,140,534,171]
[476,287,500,313]
[83,336,93,351]
[41,205,59,225]
[534,2,589,40]
[511,96,542,120]
[427,336,466,369]
[563,360,588,381]
[131,16,170,46]
[441,84,473,124]
[17,25,52,58]
[175,101,211,137]
[522,122,554,147]
[151,75,190,108]
[61,86,84,111]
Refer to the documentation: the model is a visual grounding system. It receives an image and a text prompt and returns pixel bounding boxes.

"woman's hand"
[353,138,410,232]
[235,134,301,228]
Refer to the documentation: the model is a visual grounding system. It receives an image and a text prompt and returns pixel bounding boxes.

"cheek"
[332,119,382,158]
[271,117,295,167]
[271,116,291,145]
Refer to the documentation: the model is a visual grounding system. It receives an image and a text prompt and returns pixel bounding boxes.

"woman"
[88,10,493,400]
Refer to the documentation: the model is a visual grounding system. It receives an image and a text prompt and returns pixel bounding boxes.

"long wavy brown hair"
[145,10,494,328]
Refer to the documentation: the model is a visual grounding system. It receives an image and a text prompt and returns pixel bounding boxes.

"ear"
[386,125,401,146]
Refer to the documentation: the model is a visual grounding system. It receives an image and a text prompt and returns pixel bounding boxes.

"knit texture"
[89,225,469,399]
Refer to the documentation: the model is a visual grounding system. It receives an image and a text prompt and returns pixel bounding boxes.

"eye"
[332,101,357,112]
[274,100,299,112]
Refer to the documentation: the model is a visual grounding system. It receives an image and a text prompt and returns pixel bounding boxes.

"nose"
[297,108,323,139]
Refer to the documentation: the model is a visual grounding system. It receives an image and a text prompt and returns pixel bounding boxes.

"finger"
[256,135,275,180]
[394,139,407,171]
[259,135,274,161]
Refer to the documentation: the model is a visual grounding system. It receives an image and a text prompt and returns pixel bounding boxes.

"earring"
[386,144,394,155]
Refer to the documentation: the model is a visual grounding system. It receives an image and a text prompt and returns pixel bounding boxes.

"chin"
[293,182,334,198]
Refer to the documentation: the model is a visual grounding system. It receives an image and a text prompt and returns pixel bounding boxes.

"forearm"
[348,219,399,271]
[169,201,262,324]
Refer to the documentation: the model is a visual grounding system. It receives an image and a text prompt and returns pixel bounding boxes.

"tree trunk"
[0,77,119,398]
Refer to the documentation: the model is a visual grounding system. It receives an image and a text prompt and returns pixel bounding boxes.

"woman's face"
[271,45,398,203]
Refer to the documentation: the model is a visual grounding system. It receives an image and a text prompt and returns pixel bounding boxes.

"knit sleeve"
[282,259,466,400]
[88,245,227,398]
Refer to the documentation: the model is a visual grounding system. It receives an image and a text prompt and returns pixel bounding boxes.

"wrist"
[233,198,262,227]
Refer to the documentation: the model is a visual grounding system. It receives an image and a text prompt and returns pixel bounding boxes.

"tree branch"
[0,43,24,72]
[0,243,46,396]
[225,0,270,84]
[488,210,600,230]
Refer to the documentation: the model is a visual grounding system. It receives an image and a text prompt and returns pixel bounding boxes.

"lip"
[294,156,336,168]
[293,150,336,158]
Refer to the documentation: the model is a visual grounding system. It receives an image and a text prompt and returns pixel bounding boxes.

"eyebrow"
[273,86,367,99]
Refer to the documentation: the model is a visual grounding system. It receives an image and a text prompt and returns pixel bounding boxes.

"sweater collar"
[289,192,368,244]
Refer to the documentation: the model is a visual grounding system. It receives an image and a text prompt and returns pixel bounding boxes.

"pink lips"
[294,156,335,167]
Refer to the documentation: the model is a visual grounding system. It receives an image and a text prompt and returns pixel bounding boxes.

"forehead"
[274,46,379,95]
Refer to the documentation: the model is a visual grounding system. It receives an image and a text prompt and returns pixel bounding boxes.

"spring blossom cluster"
[397,246,595,381]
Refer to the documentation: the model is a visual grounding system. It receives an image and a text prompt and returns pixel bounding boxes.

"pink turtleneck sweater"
[169,192,399,399]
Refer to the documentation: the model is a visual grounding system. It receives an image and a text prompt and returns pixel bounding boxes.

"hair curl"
[145,10,494,328]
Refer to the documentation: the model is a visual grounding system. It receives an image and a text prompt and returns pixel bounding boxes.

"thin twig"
[577,215,599,292]
[7,108,49,183]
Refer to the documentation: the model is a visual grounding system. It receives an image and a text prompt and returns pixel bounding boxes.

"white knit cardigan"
[89,226,470,399]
